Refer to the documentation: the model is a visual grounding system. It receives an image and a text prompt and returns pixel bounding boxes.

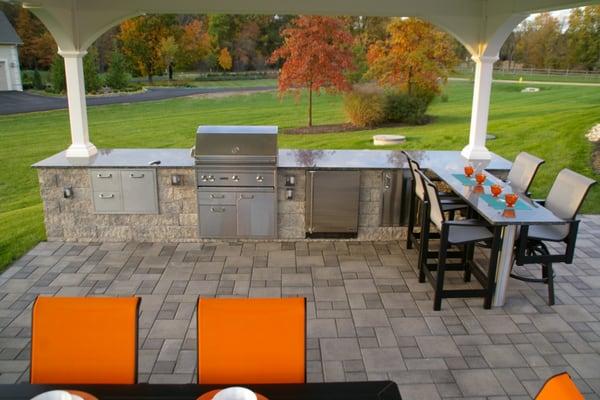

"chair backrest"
[197,297,306,384]
[545,169,596,238]
[421,171,445,231]
[506,152,545,194]
[403,151,426,201]
[31,296,140,384]
[535,372,584,400]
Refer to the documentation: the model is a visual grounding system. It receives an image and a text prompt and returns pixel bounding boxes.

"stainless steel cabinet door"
[121,170,158,214]
[199,205,237,237]
[236,192,276,238]
[306,170,360,233]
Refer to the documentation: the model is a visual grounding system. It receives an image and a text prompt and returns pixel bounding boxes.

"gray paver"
[3,225,600,397]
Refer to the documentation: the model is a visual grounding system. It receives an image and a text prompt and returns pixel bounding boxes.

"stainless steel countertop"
[33,148,513,170]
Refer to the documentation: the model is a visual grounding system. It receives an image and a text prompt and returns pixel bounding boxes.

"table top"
[429,165,565,226]
[0,381,401,400]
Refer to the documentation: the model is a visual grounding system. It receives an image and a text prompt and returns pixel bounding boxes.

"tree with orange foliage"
[366,18,457,95]
[177,19,213,70]
[269,16,354,127]
[218,48,233,71]
[118,15,178,82]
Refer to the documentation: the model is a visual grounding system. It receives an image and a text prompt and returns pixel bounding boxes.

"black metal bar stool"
[421,174,503,310]
[513,169,596,305]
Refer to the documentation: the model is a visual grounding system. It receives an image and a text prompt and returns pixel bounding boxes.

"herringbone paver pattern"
[1,215,600,399]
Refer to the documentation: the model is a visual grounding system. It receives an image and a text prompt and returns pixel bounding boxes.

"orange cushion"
[197,297,306,384]
[535,372,584,400]
[31,296,140,384]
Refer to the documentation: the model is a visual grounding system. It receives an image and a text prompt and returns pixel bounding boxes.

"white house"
[0,11,23,91]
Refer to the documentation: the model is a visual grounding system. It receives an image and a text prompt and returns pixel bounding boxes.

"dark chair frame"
[420,173,504,310]
[514,204,583,306]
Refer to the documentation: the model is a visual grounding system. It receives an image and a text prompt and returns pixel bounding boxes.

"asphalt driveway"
[0,86,274,115]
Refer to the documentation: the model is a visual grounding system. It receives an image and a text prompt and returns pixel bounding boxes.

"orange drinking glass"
[475,172,486,185]
[473,184,484,194]
[505,193,519,208]
[464,165,474,177]
[491,183,503,197]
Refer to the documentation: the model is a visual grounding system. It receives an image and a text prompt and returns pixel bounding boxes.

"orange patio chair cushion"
[31,296,140,384]
[535,372,584,400]
[197,297,306,384]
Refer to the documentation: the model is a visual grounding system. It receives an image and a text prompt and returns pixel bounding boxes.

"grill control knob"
[200,175,208,182]
[232,175,240,182]
[208,175,215,182]
[256,175,264,183]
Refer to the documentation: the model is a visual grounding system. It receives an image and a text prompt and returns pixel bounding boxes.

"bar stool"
[513,169,596,305]
[421,174,503,310]
[506,152,545,195]
[403,151,466,251]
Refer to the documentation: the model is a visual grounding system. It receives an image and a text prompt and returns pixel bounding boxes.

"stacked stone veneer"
[38,168,198,242]
[37,167,406,242]
[277,169,405,240]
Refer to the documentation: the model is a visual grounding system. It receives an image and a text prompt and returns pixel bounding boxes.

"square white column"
[59,50,97,159]
[461,55,498,161]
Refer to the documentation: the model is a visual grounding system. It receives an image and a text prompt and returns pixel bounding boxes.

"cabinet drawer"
[93,191,123,213]
[121,170,158,213]
[198,191,236,205]
[199,205,237,238]
[90,169,121,191]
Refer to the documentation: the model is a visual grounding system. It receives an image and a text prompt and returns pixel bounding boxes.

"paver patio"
[1,215,600,399]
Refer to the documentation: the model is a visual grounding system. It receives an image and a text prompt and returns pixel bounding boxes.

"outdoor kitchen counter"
[33,148,512,170]
[33,149,512,242]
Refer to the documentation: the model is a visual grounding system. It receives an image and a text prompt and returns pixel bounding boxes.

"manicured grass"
[452,69,600,84]
[145,78,278,88]
[0,80,598,270]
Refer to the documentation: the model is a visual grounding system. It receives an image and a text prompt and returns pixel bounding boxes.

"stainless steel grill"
[194,126,278,239]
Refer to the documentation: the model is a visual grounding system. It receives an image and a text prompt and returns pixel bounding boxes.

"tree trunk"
[308,85,313,127]
[168,64,174,80]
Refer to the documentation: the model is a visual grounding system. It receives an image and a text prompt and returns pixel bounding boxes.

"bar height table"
[428,164,565,307]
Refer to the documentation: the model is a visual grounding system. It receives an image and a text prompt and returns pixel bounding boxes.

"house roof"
[0,10,23,45]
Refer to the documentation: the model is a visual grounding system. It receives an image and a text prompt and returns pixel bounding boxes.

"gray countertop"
[33,148,512,171]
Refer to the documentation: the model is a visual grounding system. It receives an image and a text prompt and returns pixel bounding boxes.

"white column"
[59,50,97,158]
[461,55,498,161]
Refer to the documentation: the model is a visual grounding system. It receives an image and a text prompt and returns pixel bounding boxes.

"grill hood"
[193,125,278,165]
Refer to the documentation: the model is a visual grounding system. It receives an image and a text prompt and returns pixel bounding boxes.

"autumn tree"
[366,18,457,95]
[14,8,56,69]
[159,36,178,80]
[218,48,233,71]
[118,15,178,82]
[176,19,213,70]
[567,6,600,70]
[269,16,355,127]
[515,13,567,69]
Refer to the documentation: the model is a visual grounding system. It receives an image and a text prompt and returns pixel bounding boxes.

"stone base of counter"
[37,167,406,243]
[38,168,199,242]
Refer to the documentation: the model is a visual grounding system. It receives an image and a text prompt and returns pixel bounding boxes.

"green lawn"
[145,78,278,88]
[1,80,598,270]
[452,69,600,84]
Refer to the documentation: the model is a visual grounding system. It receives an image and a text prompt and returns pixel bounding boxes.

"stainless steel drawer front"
[198,191,236,205]
[93,191,122,213]
[90,169,121,192]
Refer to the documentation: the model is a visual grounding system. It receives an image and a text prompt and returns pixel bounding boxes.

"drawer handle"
[210,194,225,199]
[240,194,254,199]
[98,193,114,199]
[130,173,145,178]
[210,207,226,213]
[97,173,112,178]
